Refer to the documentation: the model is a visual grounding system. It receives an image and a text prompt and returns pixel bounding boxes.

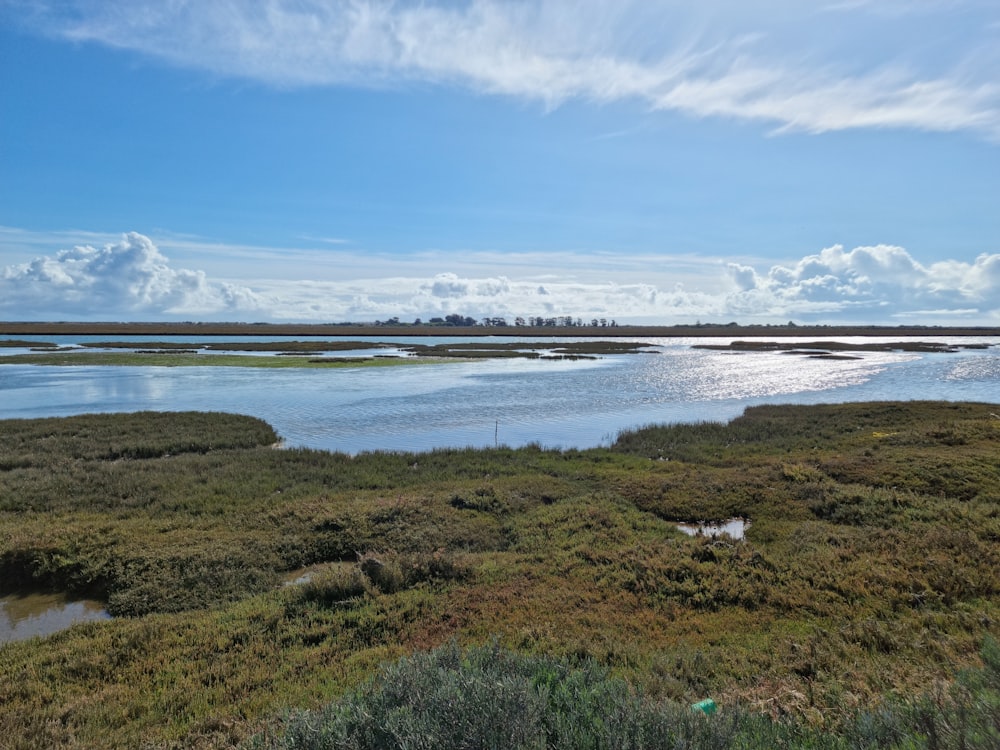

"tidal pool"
[676,518,749,540]
[281,562,349,587]
[0,592,110,644]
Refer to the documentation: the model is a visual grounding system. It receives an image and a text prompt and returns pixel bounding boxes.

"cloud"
[2,230,997,324]
[822,0,990,17]
[729,244,1000,320]
[14,0,1000,138]
[427,273,471,299]
[0,232,266,319]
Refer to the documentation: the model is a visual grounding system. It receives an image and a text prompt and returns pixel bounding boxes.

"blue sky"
[1,0,998,324]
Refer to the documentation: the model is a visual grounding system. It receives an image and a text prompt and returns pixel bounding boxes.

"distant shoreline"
[2,321,998,338]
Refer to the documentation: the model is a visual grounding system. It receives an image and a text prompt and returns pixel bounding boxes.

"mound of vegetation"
[252,639,1000,750]
[0,402,997,748]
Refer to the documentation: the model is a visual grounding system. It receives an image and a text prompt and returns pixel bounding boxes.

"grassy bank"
[1,402,998,747]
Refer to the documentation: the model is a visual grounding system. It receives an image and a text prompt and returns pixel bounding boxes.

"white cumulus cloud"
[2,231,997,324]
[729,244,1000,320]
[0,232,265,320]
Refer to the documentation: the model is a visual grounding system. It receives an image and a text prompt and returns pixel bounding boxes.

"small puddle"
[282,562,352,587]
[1,592,110,644]
[676,518,748,540]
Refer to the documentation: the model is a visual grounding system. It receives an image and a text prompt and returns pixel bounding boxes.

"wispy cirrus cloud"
[10,0,1000,138]
[822,0,991,17]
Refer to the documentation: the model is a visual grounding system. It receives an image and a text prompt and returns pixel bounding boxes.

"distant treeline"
[2,320,998,338]
[374,314,618,327]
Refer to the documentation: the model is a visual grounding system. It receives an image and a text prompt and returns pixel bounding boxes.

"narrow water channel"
[0,592,110,644]
[676,518,749,539]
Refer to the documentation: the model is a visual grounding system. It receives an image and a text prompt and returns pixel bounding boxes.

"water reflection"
[0,592,110,644]
[0,336,997,454]
[281,562,352,587]
[677,519,749,540]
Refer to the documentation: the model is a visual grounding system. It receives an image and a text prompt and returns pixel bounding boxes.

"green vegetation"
[79,340,392,352]
[0,340,56,348]
[0,402,998,748]
[0,351,432,368]
[0,338,654,367]
[253,638,1000,750]
[401,340,654,358]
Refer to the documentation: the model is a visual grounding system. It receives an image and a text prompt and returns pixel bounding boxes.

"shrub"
[357,550,472,595]
[255,638,1000,750]
[298,565,368,607]
[251,642,838,750]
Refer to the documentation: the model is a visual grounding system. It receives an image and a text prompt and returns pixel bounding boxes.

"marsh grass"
[0,351,434,368]
[80,340,392,352]
[1,402,998,747]
[401,340,653,358]
[0,339,54,348]
[0,338,654,368]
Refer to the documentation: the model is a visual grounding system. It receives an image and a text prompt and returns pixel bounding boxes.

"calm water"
[677,519,748,539]
[0,593,110,643]
[1,335,998,454]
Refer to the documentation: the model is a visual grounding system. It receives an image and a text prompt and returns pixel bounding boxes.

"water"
[677,519,749,540]
[0,593,110,643]
[1,335,997,454]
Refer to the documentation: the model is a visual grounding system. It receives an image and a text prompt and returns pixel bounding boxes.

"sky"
[1,0,998,325]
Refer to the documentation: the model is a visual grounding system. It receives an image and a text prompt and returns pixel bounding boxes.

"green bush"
[252,642,843,750]
[255,638,1000,750]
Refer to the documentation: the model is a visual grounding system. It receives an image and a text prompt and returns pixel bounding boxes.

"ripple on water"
[2,336,997,454]
[946,353,1000,381]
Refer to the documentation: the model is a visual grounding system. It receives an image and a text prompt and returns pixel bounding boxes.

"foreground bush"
[254,639,1000,750]
[251,641,768,750]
